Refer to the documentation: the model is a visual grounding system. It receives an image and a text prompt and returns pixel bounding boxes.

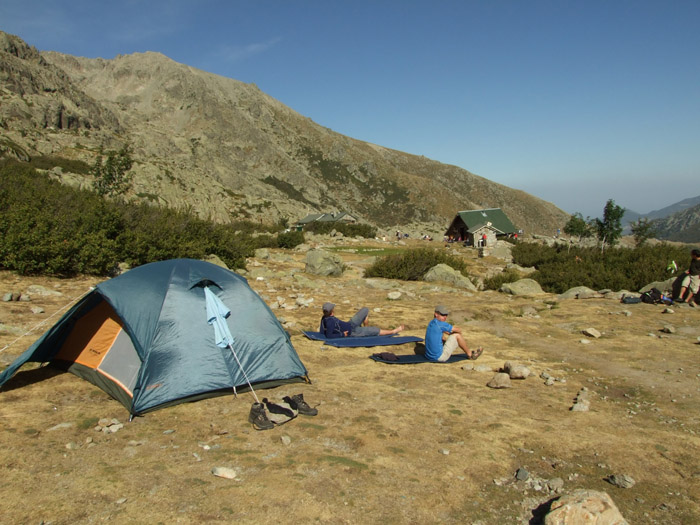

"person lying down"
[319,302,404,338]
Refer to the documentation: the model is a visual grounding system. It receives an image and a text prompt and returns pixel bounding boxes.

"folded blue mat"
[369,353,470,364]
[302,331,423,348]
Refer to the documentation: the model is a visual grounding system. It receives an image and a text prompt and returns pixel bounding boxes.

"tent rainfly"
[0,259,309,416]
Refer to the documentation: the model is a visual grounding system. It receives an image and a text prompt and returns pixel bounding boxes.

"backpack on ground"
[621,295,642,304]
[640,288,672,305]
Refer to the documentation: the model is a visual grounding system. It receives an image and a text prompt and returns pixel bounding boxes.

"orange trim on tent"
[55,301,123,369]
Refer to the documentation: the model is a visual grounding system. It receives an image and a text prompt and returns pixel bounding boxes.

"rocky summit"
[0,30,569,234]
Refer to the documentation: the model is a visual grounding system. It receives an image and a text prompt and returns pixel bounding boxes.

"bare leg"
[379,324,404,336]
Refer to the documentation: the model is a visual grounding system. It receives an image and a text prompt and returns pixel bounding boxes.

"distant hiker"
[320,302,404,338]
[424,305,482,361]
[677,249,700,307]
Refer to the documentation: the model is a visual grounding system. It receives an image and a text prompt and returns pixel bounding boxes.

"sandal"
[470,347,483,360]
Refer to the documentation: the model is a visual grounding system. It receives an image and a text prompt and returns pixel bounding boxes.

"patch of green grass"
[78,417,99,430]
[448,409,463,415]
[387,446,406,455]
[329,246,405,257]
[298,422,326,431]
[319,455,369,470]
[352,415,380,424]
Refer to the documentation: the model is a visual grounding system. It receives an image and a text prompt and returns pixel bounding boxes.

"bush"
[512,242,693,293]
[483,268,521,291]
[276,230,304,249]
[0,160,283,276]
[304,221,377,239]
[364,248,469,281]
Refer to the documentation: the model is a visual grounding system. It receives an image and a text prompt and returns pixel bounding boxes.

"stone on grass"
[544,489,629,524]
[305,249,344,277]
[487,373,512,389]
[211,466,238,479]
[504,361,531,379]
[424,264,477,291]
[499,278,545,296]
[606,473,635,489]
[582,328,601,338]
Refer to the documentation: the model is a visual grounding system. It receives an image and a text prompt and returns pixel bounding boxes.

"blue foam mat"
[302,331,423,348]
[369,353,470,364]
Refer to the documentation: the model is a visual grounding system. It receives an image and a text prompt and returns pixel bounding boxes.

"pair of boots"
[249,393,317,431]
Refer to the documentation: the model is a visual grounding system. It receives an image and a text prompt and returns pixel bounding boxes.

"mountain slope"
[1,31,569,234]
[652,203,700,243]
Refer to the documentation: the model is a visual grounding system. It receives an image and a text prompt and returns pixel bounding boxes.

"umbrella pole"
[227,343,261,404]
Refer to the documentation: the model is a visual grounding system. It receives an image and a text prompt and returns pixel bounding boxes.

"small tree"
[92,143,134,197]
[595,199,625,252]
[630,217,657,247]
[563,213,594,242]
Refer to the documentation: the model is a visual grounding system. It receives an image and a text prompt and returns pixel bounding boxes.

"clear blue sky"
[2,0,698,217]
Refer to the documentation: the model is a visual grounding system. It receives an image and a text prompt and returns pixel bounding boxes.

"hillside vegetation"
[0,160,302,276]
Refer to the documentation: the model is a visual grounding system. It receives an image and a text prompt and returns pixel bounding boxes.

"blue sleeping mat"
[369,353,470,364]
[302,331,423,348]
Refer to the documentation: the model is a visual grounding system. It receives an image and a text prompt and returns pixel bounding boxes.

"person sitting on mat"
[320,302,404,338]
[424,305,482,362]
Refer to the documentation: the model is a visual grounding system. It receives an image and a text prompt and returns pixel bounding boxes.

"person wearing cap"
[320,302,404,339]
[424,305,482,362]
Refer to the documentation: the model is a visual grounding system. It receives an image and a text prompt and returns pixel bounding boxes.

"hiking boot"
[248,402,274,430]
[283,393,318,416]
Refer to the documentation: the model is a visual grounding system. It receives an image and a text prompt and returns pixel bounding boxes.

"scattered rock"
[211,466,238,479]
[25,285,63,297]
[280,435,292,446]
[606,473,636,489]
[487,373,512,389]
[571,388,591,412]
[515,467,529,480]
[387,291,402,300]
[582,328,601,338]
[662,325,675,334]
[503,361,531,379]
[30,306,45,314]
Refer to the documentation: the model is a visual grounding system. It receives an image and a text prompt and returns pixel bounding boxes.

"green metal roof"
[450,208,516,234]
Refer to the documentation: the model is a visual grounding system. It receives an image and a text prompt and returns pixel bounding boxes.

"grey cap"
[435,305,450,315]
[322,302,335,313]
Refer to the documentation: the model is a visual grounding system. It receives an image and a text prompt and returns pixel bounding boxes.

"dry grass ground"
[1,240,699,524]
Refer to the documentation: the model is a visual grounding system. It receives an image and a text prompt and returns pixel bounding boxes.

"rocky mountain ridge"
[0,30,576,235]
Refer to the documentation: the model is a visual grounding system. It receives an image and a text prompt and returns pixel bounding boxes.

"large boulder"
[558,286,599,300]
[640,277,675,294]
[489,240,514,262]
[500,278,545,296]
[424,264,477,291]
[544,489,628,524]
[305,249,344,277]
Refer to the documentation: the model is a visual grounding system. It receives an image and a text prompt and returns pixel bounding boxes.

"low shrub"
[483,268,522,290]
[512,242,694,293]
[304,221,377,239]
[276,230,305,249]
[364,248,469,281]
